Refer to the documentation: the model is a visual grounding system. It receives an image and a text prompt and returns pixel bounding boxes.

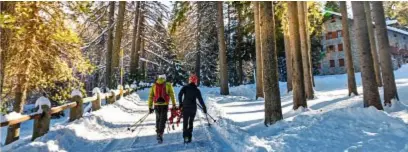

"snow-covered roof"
[324,11,408,36]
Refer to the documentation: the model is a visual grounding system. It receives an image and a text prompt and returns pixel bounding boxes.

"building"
[319,11,408,75]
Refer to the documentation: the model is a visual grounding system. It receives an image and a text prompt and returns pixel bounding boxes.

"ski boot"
[187,136,192,143]
[157,133,163,144]
[184,136,192,144]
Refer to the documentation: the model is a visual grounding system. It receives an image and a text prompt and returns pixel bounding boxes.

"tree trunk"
[297,2,314,100]
[364,2,383,87]
[227,3,231,47]
[130,2,140,82]
[140,40,146,80]
[351,1,383,110]
[284,31,292,93]
[112,1,126,88]
[304,2,315,87]
[236,4,243,85]
[372,1,399,106]
[195,3,202,86]
[253,2,264,99]
[260,1,283,126]
[106,1,115,89]
[216,1,229,95]
[340,1,358,96]
[288,2,307,109]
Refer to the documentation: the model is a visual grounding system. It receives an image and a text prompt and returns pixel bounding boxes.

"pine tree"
[260,1,283,126]
[372,1,400,106]
[288,2,307,109]
[2,2,92,144]
[253,2,264,98]
[130,1,141,83]
[351,1,383,110]
[339,1,358,96]
[217,1,229,95]
[364,2,382,87]
[111,1,126,88]
[106,1,115,89]
[298,1,314,100]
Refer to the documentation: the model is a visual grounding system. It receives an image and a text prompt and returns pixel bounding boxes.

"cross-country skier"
[148,74,176,143]
[178,74,207,143]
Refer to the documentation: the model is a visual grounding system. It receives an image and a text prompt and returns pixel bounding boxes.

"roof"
[324,11,408,36]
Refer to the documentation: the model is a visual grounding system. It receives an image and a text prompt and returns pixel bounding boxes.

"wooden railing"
[1,85,150,144]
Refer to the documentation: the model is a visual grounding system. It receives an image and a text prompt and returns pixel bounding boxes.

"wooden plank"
[0,113,40,127]
[50,102,77,115]
[83,96,97,104]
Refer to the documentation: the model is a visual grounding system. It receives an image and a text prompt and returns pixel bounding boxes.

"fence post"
[92,92,101,111]
[69,95,83,122]
[32,105,51,141]
[108,91,116,104]
[119,87,124,99]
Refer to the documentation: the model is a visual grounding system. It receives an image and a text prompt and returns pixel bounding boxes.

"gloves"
[149,108,154,114]
[202,107,207,114]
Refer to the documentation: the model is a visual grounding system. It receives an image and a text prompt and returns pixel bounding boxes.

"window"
[337,30,342,37]
[332,31,338,39]
[339,59,345,67]
[404,36,406,40]
[327,45,335,52]
[330,60,335,67]
[331,15,336,23]
[326,32,331,40]
[338,44,343,51]
[394,34,397,37]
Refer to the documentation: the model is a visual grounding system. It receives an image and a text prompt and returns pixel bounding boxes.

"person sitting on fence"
[147,74,176,143]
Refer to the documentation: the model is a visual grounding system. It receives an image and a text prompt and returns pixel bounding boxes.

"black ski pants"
[155,105,168,134]
[183,107,197,138]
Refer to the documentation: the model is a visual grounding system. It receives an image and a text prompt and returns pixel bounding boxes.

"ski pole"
[127,113,150,131]
[196,103,216,122]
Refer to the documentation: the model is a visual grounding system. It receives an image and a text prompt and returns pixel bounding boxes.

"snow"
[0,112,24,123]
[70,90,83,98]
[2,65,408,151]
[92,87,101,95]
[34,96,52,113]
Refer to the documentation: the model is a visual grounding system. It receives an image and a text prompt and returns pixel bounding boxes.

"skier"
[178,74,207,143]
[148,74,176,143]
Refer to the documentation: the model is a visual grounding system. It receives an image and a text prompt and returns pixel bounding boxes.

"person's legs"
[187,110,196,141]
[158,105,168,134]
[154,106,160,134]
[182,109,190,139]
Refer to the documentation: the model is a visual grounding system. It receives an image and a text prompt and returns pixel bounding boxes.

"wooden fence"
[1,85,150,145]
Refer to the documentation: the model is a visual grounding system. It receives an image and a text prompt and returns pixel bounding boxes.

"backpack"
[153,83,170,104]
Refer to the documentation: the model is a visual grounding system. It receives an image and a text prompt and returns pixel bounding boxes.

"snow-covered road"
[1,94,232,152]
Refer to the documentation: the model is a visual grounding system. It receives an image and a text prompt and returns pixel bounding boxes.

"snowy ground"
[1,65,408,152]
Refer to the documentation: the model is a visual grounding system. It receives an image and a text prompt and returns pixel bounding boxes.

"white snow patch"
[0,112,23,123]
[35,96,52,113]
[70,90,83,98]
[92,87,101,95]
